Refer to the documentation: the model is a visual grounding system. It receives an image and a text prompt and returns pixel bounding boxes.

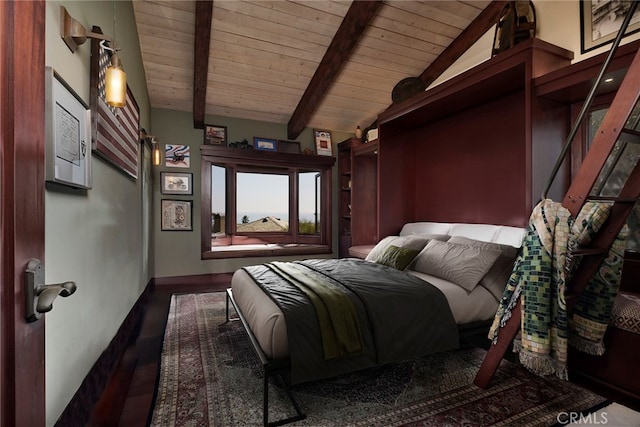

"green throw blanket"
[267,261,363,360]
[489,199,627,379]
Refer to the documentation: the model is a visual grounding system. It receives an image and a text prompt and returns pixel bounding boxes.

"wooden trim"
[380,38,573,128]
[200,146,335,257]
[153,272,234,289]
[201,145,335,168]
[1,1,46,425]
[536,39,640,102]
[55,282,154,426]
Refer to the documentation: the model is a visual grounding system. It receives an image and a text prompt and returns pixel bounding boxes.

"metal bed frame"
[225,288,306,427]
[225,287,493,426]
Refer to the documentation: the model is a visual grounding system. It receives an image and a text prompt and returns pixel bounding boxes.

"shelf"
[341,187,351,191]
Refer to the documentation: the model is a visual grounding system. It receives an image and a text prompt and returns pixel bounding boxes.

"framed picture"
[204,124,227,146]
[277,140,301,154]
[580,0,640,53]
[253,137,278,151]
[314,129,333,156]
[161,172,193,195]
[161,199,193,231]
[44,67,92,189]
[165,144,191,168]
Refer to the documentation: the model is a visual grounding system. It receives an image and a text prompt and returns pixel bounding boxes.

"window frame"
[201,145,335,259]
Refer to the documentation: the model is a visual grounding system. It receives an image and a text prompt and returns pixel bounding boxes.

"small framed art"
[161,199,193,231]
[253,137,278,151]
[277,140,301,154]
[161,172,193,195]
[204,124,227,146]
[580,0,640,53]
[314,129,333,156]
[165,144,191,168]
[44,67,92,189]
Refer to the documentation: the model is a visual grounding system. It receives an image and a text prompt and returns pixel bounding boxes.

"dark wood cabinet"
[337,137,380,255]
[337,138,356,257]
[373,38,574,239]
[351,139,378,247]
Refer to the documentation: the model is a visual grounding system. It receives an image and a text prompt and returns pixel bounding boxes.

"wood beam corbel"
[193,0,214,129]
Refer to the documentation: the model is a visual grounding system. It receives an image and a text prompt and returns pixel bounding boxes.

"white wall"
[43,2,151,425]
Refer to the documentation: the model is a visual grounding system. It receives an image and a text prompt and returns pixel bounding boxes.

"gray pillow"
[448,236,519,301]
[413,240,501,292]
[365,234,449,263]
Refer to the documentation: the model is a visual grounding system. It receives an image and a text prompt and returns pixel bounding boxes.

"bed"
[226,221,526,426]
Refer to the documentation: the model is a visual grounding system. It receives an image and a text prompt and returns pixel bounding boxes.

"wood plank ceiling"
[133,0,500,139]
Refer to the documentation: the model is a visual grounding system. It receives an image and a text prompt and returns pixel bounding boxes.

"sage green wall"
[43,2,151,425]
[150,108,352,278]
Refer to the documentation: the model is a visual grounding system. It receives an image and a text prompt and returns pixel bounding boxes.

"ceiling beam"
[193,0,213,129]
[287,0,384,140]
[418,1,507,86]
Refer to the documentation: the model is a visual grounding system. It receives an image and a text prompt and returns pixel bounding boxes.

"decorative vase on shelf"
[355,125,363,139]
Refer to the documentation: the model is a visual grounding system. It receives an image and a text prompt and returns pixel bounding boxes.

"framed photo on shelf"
[253,137,278,151]
[160,172,193,195]
[314,129,333,156]
[277,140,301,154]
[44,67,92,189]
[580,0,640,53]
[161,199,193,231]
[204,124,227,146]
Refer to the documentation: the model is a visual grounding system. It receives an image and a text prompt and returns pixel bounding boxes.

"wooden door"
[0,1,46,425]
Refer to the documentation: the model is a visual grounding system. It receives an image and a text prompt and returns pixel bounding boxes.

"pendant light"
[60,5,127,108]
[102,41,127,108]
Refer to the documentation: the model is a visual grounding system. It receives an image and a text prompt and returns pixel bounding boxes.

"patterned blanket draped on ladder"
[488,199,627,379]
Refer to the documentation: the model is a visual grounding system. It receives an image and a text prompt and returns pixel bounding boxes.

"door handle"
[24,258,77,322]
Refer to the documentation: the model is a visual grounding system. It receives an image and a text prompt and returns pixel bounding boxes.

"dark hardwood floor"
[86,279,640,426]
[87,282,230,427]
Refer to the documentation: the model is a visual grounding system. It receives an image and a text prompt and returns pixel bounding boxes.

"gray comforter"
[242,258,459,384]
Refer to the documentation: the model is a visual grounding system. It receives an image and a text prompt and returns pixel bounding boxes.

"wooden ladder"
[474,7,640,389]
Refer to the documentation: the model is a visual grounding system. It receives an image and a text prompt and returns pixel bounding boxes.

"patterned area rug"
[150,292,607,426]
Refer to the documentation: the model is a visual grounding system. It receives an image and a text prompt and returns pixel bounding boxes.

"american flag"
[90,35,140,179]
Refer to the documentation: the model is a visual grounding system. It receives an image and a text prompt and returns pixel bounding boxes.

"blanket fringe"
[569,335,606,356]
[517,349,569,380]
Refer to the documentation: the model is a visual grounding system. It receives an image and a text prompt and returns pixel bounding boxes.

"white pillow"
[413,240,501,292]
[365,234,450,263]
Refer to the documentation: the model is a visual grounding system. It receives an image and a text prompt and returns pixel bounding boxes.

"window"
[201,145,335,258]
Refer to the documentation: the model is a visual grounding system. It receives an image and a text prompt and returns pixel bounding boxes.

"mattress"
[230,265,498,359]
